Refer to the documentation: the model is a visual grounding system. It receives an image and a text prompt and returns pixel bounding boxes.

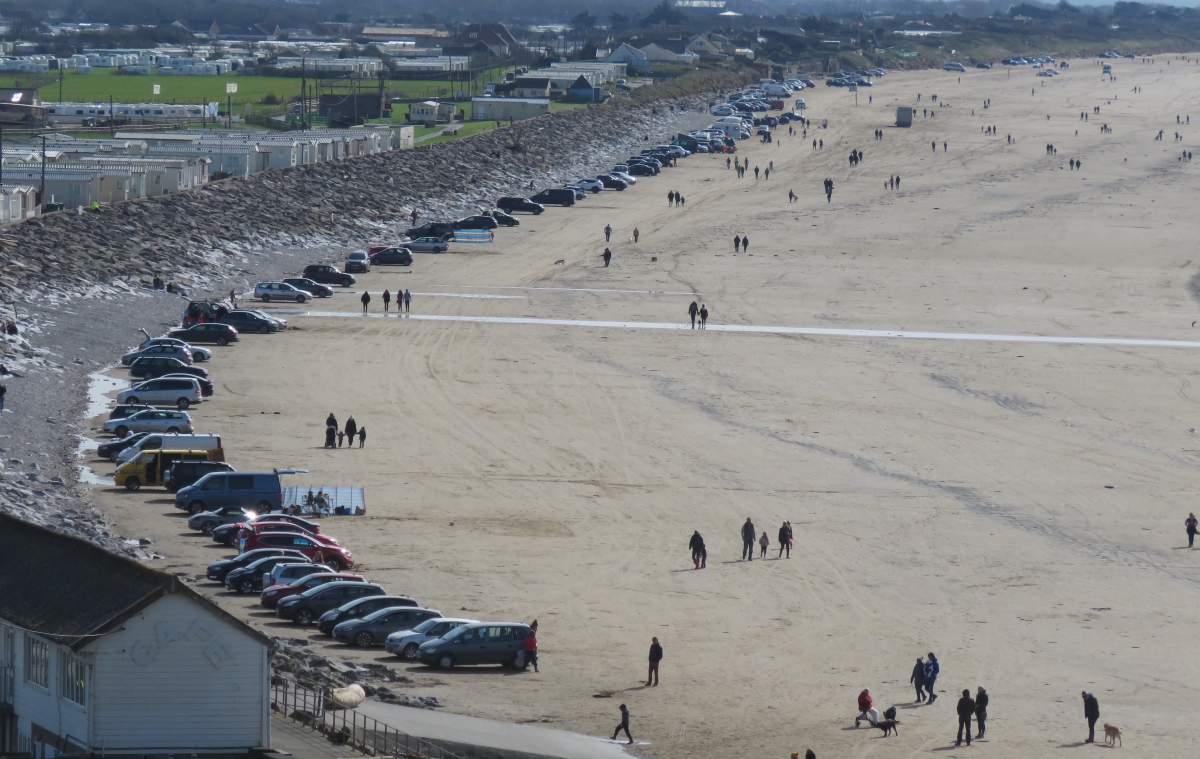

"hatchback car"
[211,513,323,546]
[255,282,313,303]
[385,617,476,659]
[220,311,278,334]
[277,581,384,625]
[344,252,372,273]
[282,278,334,298]
[317,595,418,635]
[224,555,314,594]
[302,264,355,287]
[129,357,208,380]
[186,504,255,534]
[333,606,443,647]
[106,404,153,421]
[417,622,535,670]
[205,548,310,583]
[103,409,193,437]
[370,247,414,266]
[405,222,455,239]
[236,521,340,547]
[495,197,544,215]
[596,174,628,190]
[137,337,212,361]
[260,571,365,609]
[121,343,193,366]
[117,377,203,409]
[168,323,239,346]
[483,210,520,226]
[240,531,353,570]
[407,237,449,254]
[453,215,499,230]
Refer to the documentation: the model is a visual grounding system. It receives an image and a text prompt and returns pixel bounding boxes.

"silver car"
[121,343,193,366]
[385,617,476,659]
[407,237,450,254]
[102,409,193,437]
[255,282,313,303]
[139,337,212,361]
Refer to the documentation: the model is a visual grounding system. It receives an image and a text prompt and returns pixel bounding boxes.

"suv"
[255,282,312,303]
[417,622,535,670]
[453,216,499,230]
[261,571,364,609]
[333,606,442,647]
[220,311,278,334]
[174,470,285,514]
[239,531,353,570]
[529,189,575,207]
[277,581,385,625]
[495,197,544,215]
[317,595,418,635]
[369,247,414,266]
[211,513,323,546]
[302,264,356,287]
[405,222,455,239]
[117,377,203,409]
[224,555,313,594]
[282,278,333,298]
[236,521,340,547]
[167,323,239,346]
[205,548,309,583]
[267,562,326,589]
[165,460,234,493]
[345,252,371,273]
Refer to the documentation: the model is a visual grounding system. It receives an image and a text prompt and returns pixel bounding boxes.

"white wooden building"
[0,513,272,757]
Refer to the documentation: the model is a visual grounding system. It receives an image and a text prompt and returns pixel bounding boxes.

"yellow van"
[115,449,218,491]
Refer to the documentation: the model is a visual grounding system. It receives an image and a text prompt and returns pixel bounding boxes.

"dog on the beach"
[1103,723,1122,747]
[554,259,565,265]
[874,719,900,737]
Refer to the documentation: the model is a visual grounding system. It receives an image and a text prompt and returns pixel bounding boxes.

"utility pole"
[39,135,46,212]
[301,57,307,128]
[1,122,5,190]
[227,94,232,128]
[59,67,63,103]
[109,96,114,137]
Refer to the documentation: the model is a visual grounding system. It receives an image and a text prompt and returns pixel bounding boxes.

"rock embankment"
[1,98,710,296]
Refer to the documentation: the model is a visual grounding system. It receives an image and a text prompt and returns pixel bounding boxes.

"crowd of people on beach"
[323,412,366,448]
[361,289,411,315]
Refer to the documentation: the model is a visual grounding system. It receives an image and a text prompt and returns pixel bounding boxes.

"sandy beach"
[89,57,1200,757]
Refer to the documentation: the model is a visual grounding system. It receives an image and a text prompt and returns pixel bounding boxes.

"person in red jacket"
[856,688,880,727]
[522,633,538,672]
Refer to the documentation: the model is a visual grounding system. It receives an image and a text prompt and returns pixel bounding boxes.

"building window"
[24,635,48,688]
[59,652,87,706]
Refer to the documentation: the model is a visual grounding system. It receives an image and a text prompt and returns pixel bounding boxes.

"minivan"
[943,61,967,72]
[175,471,284,514]
[116,433,223,464]
[114,449,218,490]
[417,622,535,670]
[529,189,575,207]
[116,377,204,409]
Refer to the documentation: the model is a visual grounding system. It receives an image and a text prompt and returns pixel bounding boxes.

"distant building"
[406,100,458,124]
[512,77,552,99]
[604,43,651,74]
[0,89,45,126]
[471,96,551,122]
[686,34,726,59]
[0,185,38,224]
[317,92,386,126]
[640,43,699,64]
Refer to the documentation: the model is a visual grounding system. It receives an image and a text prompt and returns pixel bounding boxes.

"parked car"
[625,163,655,177]
[97,430,149,460]
[220,311,278,334]
[225,555,313,594]
[121,343,193,366]
[453,215,499,230]
[596,174,628,190]
[239,530,353,570]
[609,171,637,185]
[255,282,313,303]
[405,222,455,239]
[174,470,289,515]
[976,62,993,69]
[483,210,520,226]
[282,278,334,298]
[417,622,535,670]
[560,186,587,201]
[495,197,544,215]
[103,409,193,437]
[236,521,340,547]
[136,337,212,361]
[317,595,419,635]
[302,264,356,287]
[260,572,365,609]
[168,323,239,346]
[277,581,384,624]
[159,373,214,398]
[268,562,326,589]
[333,606,443,647]
[344,252,372,273]
[117,377,203,409]
[369,247,414,266]
[385,617,476,659]
[211,513,323,546]
[407,237,450,254]
[187,503,255,533]
[116,433,222,465]
[205,548,309,583]
[165,460,234,493]
[106,404,153,422]
[129,357,208,380]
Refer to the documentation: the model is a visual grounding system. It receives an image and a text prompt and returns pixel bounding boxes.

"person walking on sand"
[688,301,699,329]
[358,427,366,448]
[956,689,976,746]
[360,291,370,315]
[975,687,988,739]
[699,304,708,329]
[788,189,796,203]
[754,166,760,180]
[741,235,749,253]
[604,224,612,242]
[911,657,927,702]
[924,653,940,703]
[337,430,345,448]
[404,289,411,313]
[612,705,633,744]
[1187,512,1198,547]
[633,228,640,243]
[856,688,879,727]
[759,531,770,557]
[1082,691,1100,743]
[689,530,706,568]
[344,416,357,449]
[647,637,662,686]
[522,630,538,672]
[741,517,756,560]
[382,289,391,313]
[778,521,792,558]
[667,191,674,207]
[602,248,612,267]
[733,234,741,252]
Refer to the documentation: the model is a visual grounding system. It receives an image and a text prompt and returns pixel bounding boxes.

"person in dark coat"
[646,637,662,686]
[689,531,706,569]
[1187,512,1198,547]
[1083,692,1100,743]
[911,657,927,702]
[360,291,371,315]
[741,517,756,560]
[382,289,391,313]
[956,689,976,746]
[924,653,940,703]
[344,416,358,448]
[324,413,338,448]
[975,687,988,738]
[777,522,792,558]
[688,301,699,329]
[612,704,633,744]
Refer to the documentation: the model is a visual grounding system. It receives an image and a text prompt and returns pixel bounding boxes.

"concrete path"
[353,701,643,759]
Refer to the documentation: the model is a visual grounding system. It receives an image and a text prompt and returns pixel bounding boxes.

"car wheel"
[125,396,139,404]
[177,398,190,410]
[255,500,273,512]
[187,500,206,515]
[199,520,219,535]
[166,426,180,433]
[258,325,269,334]
[238,578,255,594]
[355,632,374,648]
[319,292,330,298]
[217,336,229,346]
[512,651,528,671]
[124,476,141,491]
[262,294,271,303]
[297,295,306,303]
[437,654,455,670]
[114,425,129,438]
[295,609,314,625]
[324,557,343,571]
[343,279,353,287]
[403,643,421,660]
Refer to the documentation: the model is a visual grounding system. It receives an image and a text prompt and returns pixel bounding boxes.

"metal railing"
[271,680,465,759]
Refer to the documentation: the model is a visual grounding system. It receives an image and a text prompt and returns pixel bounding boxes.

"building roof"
[513,77,551,88]
[471,97,550,104]
[0,513,272,651]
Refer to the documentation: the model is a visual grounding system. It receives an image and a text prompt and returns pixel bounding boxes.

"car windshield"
[362,605,406,622]
[412,618,441,634]
[442,625,470,641]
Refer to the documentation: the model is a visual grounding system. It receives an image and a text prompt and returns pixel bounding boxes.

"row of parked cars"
[827,68,887,87]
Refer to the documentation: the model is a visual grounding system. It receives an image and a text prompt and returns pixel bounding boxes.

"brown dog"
[874,719,900,737]
[1103,723,1122,747]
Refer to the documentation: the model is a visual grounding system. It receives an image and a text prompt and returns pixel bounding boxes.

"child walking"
[759,531,770,558]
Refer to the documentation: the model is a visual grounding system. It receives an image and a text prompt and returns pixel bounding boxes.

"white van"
[115,433,224,463]
[117,376,203,409]
[943,61,967,72]
[763,83,793,97]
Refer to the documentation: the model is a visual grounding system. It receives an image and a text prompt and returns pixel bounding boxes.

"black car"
[97,431,149,460]
[625,163,656,176]
[168,323,239,346]
[160,373,214,398]
[405,222,456,239]
[370,247,414,266]
[302,264,355,287]
[225,555,313,594]
[597,174,628,190]
[483,210,520,226]
[220,311,278,335]
[277,582,387,625]
[108,404,153,421]
[282,277,334,298]
[129,357,209,380]
[165,460,234,492]
[205,548,309,583]
[453,215,500,230]
[495,197,544,214]
[316,594,419,635]
[333,606,443,647]
[529,189,575,207]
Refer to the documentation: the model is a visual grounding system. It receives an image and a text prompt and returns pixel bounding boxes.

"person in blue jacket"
[924,653,940,704]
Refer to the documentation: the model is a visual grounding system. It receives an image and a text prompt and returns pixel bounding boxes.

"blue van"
[175,470,285,515]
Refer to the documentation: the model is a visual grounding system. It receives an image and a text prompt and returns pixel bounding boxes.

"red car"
[259,571,365,607]
[236,521,340,546]
[239,529,353,571]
